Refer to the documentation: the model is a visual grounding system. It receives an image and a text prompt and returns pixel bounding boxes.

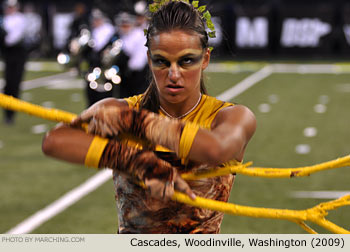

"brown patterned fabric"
[99,140,175,184]
[99,140,236,234]
[113,152,235,233]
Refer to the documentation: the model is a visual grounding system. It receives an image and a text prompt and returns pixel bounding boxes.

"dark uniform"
[1,1,27,124]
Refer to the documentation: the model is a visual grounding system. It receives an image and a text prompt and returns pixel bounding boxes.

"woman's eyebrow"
[179,53,203,59]
[150,49,203,59]
[150,53,202,60]
[149,50,168,58]
[150,53,166,59]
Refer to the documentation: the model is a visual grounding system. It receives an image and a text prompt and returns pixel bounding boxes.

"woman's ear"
[201,48,211,70]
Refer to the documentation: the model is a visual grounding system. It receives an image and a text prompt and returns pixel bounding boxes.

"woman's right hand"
[70,98,128,137]
[72,106,120,137]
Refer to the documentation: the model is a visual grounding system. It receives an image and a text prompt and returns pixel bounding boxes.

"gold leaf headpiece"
[146,0,216,39]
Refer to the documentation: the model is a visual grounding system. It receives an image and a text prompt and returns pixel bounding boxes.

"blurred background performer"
[85,8,115,106]
[0,0,27,125]
[66,2,90,76]
[22,2,42,56]
[134,1,148,29]
[68,2,90,41]
[115,10,148,98]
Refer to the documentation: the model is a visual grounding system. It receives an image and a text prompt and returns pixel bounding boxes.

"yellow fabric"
[179,94,234,129]
[84,136,109,168]
[125,94,234,130]
[124,95,143,110]
[178,121,200,160]
[124,94,234,152]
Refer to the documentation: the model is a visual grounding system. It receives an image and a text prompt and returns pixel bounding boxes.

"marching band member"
[1,0,27,125]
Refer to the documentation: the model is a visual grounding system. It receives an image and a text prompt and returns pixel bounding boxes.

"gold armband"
[178,122,200,160]
[84,136,109,168]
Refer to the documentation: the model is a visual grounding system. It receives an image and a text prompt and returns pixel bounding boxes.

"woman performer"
[42,0,256,233]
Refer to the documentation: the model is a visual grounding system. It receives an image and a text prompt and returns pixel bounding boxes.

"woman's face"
[148,30,210,105]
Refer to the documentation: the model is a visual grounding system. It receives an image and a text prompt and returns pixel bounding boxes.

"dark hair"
[141,1,209,112]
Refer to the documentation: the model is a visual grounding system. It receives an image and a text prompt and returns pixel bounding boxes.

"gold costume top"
[113,94,235,233]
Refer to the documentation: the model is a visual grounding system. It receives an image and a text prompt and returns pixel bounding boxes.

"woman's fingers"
[164,181,175,200]
[145,176,196,201]
[70,108,97,127]
[71,105,123,137]
[101,122,113,137]
[79,108,96,123]
[88,118,97,134]
[70,115,83,127]
[145,178,173,201]
[174,174,196,200]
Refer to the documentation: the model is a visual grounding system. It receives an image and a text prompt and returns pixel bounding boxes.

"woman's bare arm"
[42,123,93,164]
[188,105,256,165]
[42,98,128,163]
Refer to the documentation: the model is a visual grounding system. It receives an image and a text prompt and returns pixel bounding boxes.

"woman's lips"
[166,84,184,93]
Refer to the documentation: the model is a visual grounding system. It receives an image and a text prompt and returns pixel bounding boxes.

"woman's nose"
[168,64,181,82]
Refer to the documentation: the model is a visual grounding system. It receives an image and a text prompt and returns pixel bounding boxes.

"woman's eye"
[181,58,193,65]
[153,58,168,66]
[157,59,166,65]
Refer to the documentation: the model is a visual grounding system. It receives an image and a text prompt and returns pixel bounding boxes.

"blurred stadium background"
[0,0,350,234]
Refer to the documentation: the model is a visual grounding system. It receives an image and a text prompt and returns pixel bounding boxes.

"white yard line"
[6,64,272,234]
[6,169,113,234]
[216,65,273,101]
[21,71,79,91]
[208,62,350,75]
[270,64,350,74]
[0,61,62,72]
[1,71,78,92]
[290,191,350,199]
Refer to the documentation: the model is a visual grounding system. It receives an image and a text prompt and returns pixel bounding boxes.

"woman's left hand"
[145,171,196,201]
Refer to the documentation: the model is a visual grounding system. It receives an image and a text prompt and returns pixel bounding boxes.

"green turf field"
[0,61,349,234]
